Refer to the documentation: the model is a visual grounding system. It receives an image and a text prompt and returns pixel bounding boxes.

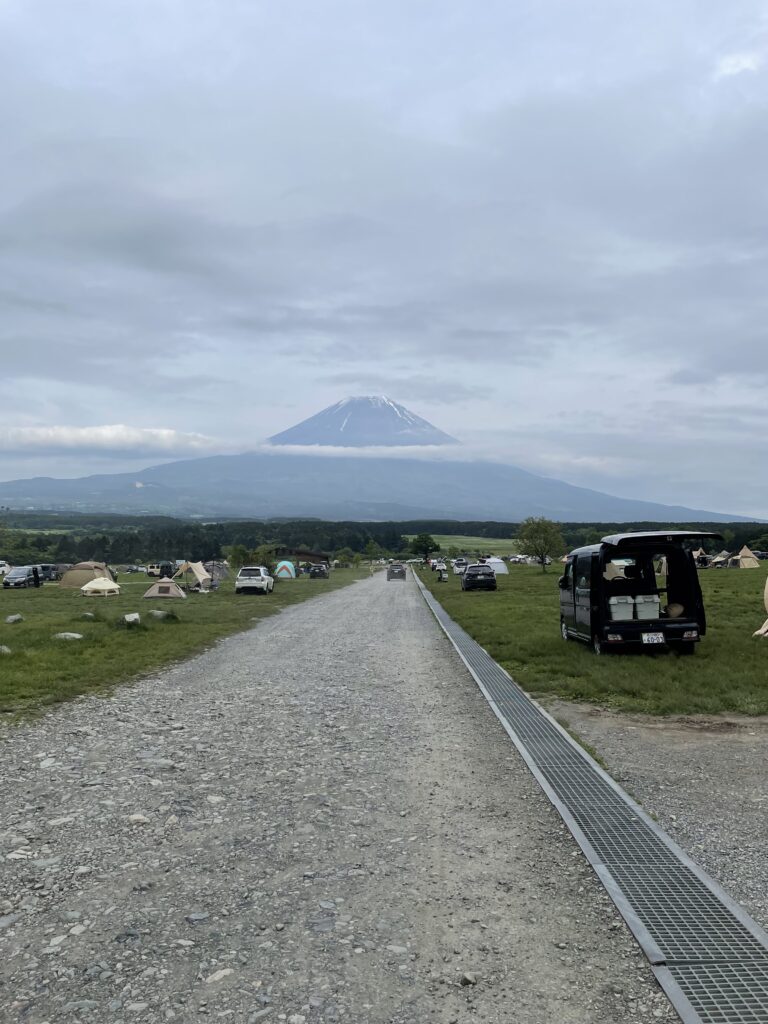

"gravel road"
[0,574,677,1024]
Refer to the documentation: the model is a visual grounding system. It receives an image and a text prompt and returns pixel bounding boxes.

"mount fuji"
[0,397,753,521]
[268,396,458,447]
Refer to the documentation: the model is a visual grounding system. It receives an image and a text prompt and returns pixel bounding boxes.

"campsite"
[0,566,364,712]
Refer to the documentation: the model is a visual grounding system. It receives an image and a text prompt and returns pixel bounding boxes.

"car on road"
[387,563,406,581]
[559,530,723,656]
[3,565,37,588]
[460,564,497,591]
[309,563,329,579]
[235,566,274,594]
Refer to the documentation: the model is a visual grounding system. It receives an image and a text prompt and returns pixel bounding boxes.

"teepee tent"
[143,579,187,600]
[60,562,115,588]
[274,560,296,579]
[172,561,212,590]
[80,576,120,596]
[728,546,760,569]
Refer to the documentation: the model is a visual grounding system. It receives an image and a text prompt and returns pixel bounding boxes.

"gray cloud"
[0,0,767,514]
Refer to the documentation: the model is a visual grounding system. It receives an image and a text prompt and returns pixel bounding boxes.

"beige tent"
[81,576,120,597]
[710,549,731,567]
[143,579,187,600]
[728,545,760,569]
[172,561,212,590]
[60,562,115,588]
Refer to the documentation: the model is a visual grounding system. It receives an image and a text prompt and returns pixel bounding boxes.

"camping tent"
[274,560,296,579]
[172,561,212,590]
[143,579,187,600]
[710,549,731,567]
[485,556,509,575]
[80,576,120,597]
[60,562,116,588]
[203,560,229,582]
[728,546,761,569]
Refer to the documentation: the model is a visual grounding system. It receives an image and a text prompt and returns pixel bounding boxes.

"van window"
[575,555,591,589]
[562,562,573,589]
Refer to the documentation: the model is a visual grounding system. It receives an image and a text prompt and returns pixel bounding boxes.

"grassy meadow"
[0,569,365,714]
[407,534,520,555]
[418,563,768,715]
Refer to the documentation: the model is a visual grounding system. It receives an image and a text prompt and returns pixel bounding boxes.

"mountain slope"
[268,396,458,447]
[0,451,751,522]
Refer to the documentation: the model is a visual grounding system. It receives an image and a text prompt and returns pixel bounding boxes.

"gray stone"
[5,614,23,624]
[148,609,171,619]
[53,632,83,641]
[80,612,97,620]
[0,913,20,930]
[460,972,478,986]
[123,613,141,625]
[0,645,11,655]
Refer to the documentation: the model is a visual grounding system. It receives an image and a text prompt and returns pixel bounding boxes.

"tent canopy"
[81,576,120,596]
[144,579,187,599]
[173,561,212,588]
[60,562,115,588]
[274,560,296,578]
[484,556,509,574]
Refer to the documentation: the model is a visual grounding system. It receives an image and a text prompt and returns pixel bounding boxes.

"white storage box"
[608,595,634,621]
[635,594,660,620]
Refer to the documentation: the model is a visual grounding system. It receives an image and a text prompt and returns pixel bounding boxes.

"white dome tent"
[80,577,120,597]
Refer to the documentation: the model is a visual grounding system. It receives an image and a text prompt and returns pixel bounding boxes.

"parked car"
[0,560,10,576]
[3,565,36,588]
[147,561,175,578]
[309,563,329,579]
[559,530,723,656]
[36,563,60,582]
[387,563,406,580]
[460,564,497,591]
[235,565,274,594]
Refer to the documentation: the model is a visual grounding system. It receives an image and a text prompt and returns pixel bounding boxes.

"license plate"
[641,632,665,644]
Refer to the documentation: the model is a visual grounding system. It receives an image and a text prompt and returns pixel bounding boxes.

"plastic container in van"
[635,594,660,620]
[608,595,634,621]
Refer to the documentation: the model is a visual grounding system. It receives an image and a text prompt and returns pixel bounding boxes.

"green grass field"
[418,564,768,715]
[0,569,364,714]
[406,534,520,555]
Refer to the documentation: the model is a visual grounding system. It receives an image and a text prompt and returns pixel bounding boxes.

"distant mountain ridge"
[268,396,458,447]
[0,450,752,522]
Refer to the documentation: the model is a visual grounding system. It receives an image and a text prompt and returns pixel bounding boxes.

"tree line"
[1,512,764,567]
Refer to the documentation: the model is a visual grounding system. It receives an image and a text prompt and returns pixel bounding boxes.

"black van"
[559,531,722,655]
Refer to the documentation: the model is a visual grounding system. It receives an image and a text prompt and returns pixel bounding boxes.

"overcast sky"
[1,0,767,517]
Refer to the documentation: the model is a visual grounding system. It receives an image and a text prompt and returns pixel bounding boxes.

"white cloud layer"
[0,425,217,455]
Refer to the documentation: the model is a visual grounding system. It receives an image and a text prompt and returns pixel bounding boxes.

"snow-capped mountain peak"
[267,396,458,447]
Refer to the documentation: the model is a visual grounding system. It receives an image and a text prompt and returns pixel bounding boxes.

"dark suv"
[460,564,497,591]
[3,566,36,588]
[309,563,329,579]
[387,564,406,581]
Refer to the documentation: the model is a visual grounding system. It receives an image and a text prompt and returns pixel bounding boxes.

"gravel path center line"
[0,574,678,1023]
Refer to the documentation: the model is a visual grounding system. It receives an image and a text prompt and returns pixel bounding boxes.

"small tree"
[223,544,250,570]
[517,517,565,572]
[410,533,440,561]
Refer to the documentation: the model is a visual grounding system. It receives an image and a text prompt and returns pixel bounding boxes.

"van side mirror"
[558,575,567,589]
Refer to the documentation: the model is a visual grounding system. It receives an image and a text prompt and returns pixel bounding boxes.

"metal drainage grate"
[415,575,768,1024]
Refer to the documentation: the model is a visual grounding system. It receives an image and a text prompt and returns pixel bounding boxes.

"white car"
[235,566,274,594]
[0,561,10,576]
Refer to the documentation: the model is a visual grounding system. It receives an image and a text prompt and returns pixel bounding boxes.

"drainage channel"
[414,574,768,1024]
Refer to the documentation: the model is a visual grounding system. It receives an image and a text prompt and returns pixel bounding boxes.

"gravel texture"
[545,699,768,932]
[0,575,678,1023]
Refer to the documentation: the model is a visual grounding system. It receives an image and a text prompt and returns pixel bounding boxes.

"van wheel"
[560,619,570,642]
[592,635,603,656]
